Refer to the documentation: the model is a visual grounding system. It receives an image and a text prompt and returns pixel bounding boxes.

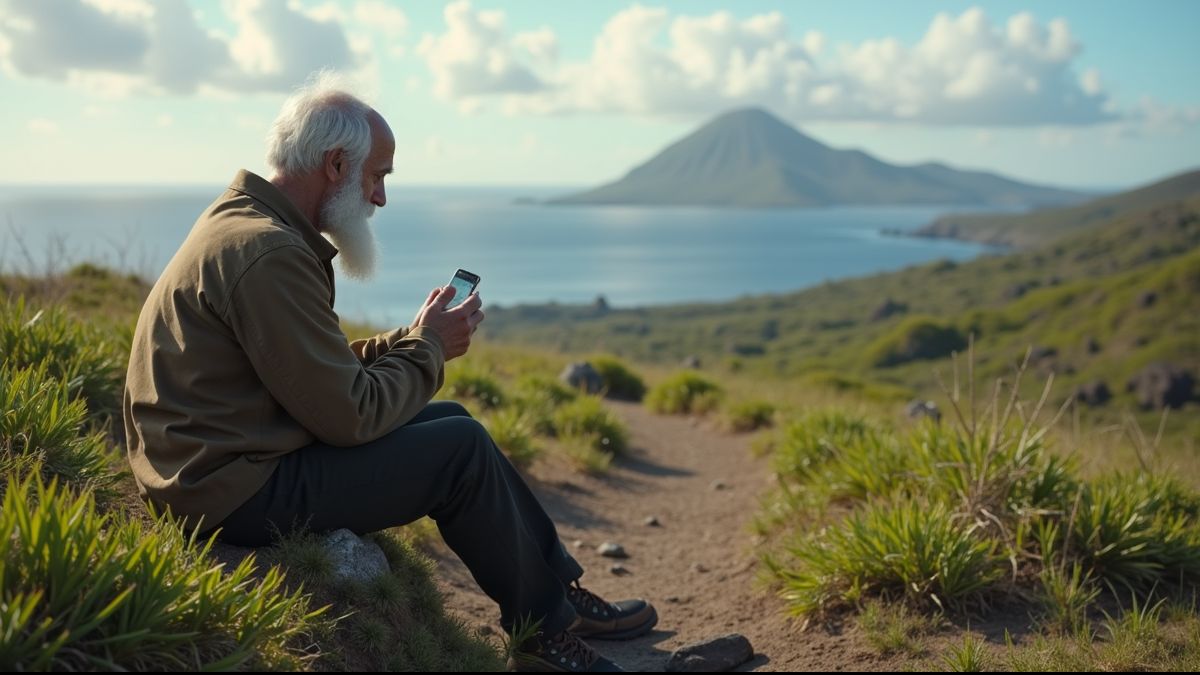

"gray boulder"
[1126,363,1195,410]
[906,399,942,423]
[323,529,390,584]
[559,362,604,394]
[665,634,754,672]
[1075,380,1112,407]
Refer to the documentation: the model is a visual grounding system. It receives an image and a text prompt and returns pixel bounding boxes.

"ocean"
[0,184,997,325]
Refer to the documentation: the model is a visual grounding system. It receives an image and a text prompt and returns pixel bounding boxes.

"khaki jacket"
[123,170,445,532]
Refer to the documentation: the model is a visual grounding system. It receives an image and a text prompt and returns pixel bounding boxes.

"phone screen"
[446,271,479,309]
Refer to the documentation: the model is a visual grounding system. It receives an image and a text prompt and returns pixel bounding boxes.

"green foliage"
[511,374,578,436]
[865,316,967,367]
[0,297,124,417]
[485,408,541,469]
[0,363,117,492]
[859,601,941,657]
[722,399,777,432]
[1069,474,1200,595]
[553,395,629,456]
[589,355,647,401]
[645,371,723,415]
[442,366,506,410]
[941,632,989,672]
[776,500,1002,615]
[0,474,323,671]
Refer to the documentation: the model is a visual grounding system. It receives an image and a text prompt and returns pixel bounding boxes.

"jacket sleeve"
[350,326,411,365]
[223,244,445,446]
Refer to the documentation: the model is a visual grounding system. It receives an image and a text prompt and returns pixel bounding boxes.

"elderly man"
[123,75,654,672]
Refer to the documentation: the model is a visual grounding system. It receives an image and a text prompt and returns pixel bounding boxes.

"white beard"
[320,164,379,281]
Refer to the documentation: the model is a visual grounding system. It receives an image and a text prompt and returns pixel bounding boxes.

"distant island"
[550,107,1087,209]
[912,168,1200,247]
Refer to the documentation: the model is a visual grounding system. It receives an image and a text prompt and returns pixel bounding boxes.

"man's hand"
[412,286,484,360]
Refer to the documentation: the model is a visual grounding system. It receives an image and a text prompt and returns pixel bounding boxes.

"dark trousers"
[216,401,584,635]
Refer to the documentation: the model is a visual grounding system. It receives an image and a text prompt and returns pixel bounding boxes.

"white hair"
[265,71,372,177]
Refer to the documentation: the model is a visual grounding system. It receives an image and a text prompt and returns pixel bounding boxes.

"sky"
[1,0,1198,189]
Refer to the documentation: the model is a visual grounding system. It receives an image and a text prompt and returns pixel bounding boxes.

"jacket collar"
[228,170,339,262]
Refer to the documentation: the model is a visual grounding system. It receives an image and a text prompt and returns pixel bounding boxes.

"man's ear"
[323,148,345,183]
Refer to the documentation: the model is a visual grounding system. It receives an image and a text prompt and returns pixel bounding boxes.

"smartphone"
[445,268,481,309]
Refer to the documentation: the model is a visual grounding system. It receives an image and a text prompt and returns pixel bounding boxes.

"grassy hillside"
[914,168,1200,247]
[481,193,1200,452]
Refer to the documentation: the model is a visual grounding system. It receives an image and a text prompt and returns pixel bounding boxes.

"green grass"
[722,399,777,432]
[480,191,1200,460]
[443,366,506,411]
[645,371,723,415]
[589,354,647,401]
[0,474,325,671]
[484,408,541,469]
[859,600,942,657]
[552,395,629,456]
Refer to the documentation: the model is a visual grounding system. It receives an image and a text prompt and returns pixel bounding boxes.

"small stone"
[572,539,586,550]
[710,480,728,491]
[610,564,631,576]
[665,596,681,603]
[322,529,390,584]
[644,516,662,527]
[665,634,754,672]
[597,542,628,559]
[690,563,709,574]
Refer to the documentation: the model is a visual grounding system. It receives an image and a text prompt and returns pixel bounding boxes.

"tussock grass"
[645,371,723,415]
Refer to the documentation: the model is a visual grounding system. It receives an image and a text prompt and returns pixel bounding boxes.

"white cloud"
[0,0,362,94]
[354,0,408,38]
[27,118,59,134]
[416,0,546,102]
[418,4,1132,128]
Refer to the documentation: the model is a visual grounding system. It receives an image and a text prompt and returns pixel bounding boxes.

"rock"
[1028,345,1058,362]
[1003,281,1038,300]
[610,564,630,576]
[1136,290,1157,308]
[665,634,754,672]
[644,516,662,527]
[597,542,628,559]
[1126,363,1196,410]
[1084,336,1101,354]
[870,298,908,322]
[906,399,941,423]
[690,563,709,574]
[593,295,610,313]
[323,529,390,584]
[710,480,728,491]
[681,355,703,369]
[572,539,586,550]
[559,362,604,394]
[1075,380,1112,407]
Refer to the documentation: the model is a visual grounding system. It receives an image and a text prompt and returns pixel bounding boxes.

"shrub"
[443,367,505,410]
[553,396,629,455]
[722,399,776,432]
[589,355,647,401]
[776,499,1002,615]
[0,298,124,417]
[865,316,967,367]
[645,372,722,415]
[485,409,541,469]
[0,363,117,492]
[0,474,323,671]
[511,375,577,436]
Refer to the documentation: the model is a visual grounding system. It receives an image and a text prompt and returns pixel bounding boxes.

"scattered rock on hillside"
[610,564,631,576]
[560,362,604,394]
[597,542,628,559]
[1004,281,1038,300]
[1084,336,1101,354]
[1075,380,1112,407]
[906,399,941,423]
[1126,363,1196,410]
[1028,345,1058,362]
[870,298,908,322]
[644,516,662,527]
[682,355,703,369]
[710,480,728,491]
[1136,290,1157,308]
[665,634,754,672]
[324,529,390,584]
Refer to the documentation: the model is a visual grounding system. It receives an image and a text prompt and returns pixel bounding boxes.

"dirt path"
[427,402,880,671]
